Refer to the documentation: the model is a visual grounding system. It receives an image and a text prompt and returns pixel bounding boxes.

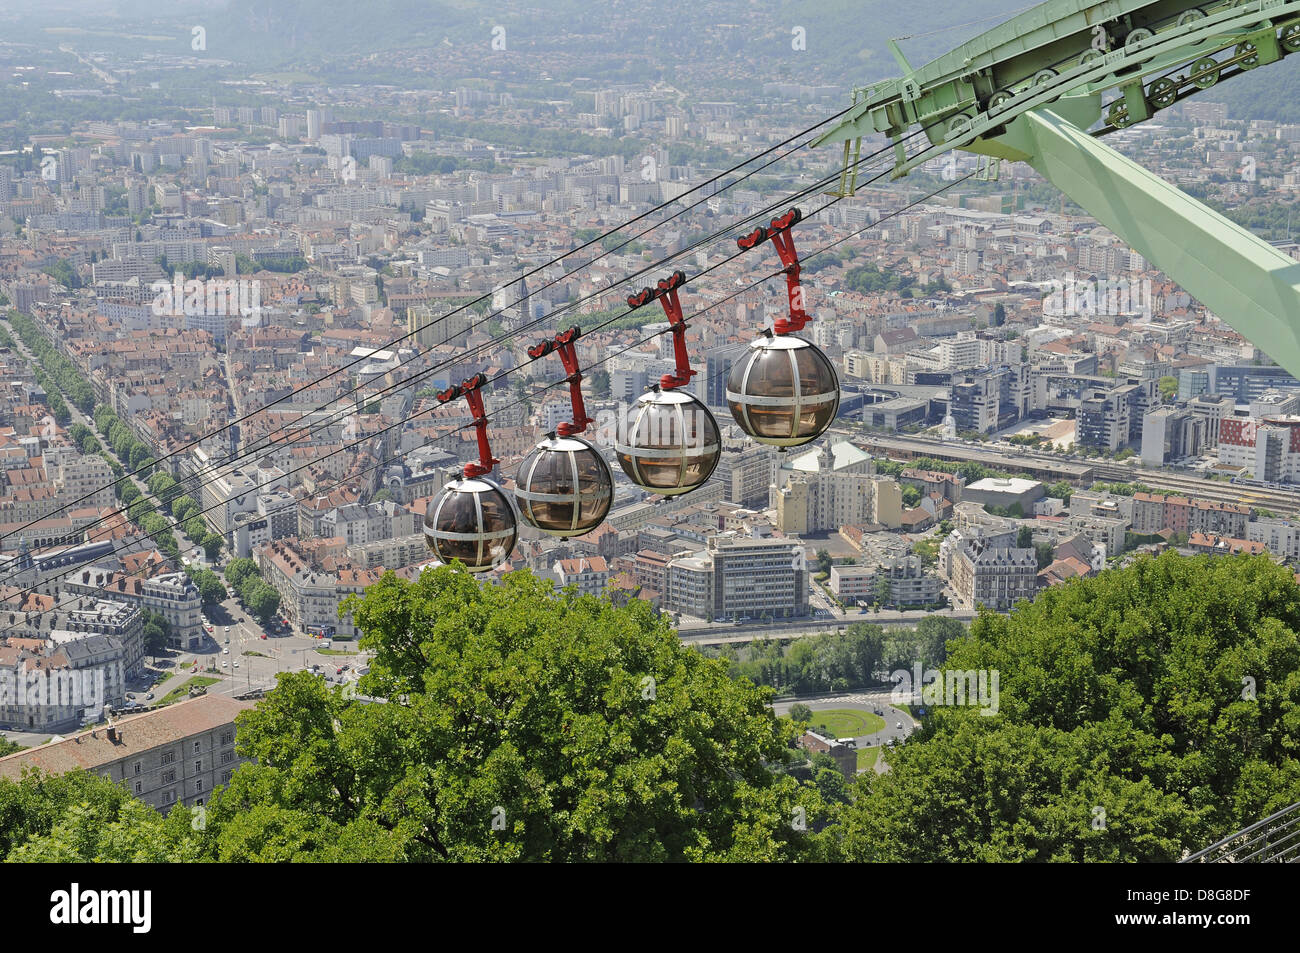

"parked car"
[145,692,154,701]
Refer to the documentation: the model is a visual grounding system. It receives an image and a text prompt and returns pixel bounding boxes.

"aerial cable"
[0,130,915,579]
[2,161,976,623]
[0,106,859,542]
[0,108,889,554]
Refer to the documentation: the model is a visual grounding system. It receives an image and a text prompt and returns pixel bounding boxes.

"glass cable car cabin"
[424,476,519,572]
[516,434,613,537]
[616,387,721,496]
[726,334,840,448]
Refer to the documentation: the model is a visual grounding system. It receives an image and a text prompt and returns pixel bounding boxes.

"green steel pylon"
[813,0,1300,376]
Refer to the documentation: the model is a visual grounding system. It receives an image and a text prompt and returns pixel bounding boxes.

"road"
[854,429,1300,514]
[4,316,206,562]
[677,607,976,645]
[188,599,369,697]
[57,44,118,85]
[771,690,919,773]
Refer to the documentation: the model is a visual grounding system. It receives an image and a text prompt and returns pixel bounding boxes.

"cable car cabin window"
[574,450,612,524]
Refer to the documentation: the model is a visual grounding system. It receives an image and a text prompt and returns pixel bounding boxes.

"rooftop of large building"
[0,693,254,782]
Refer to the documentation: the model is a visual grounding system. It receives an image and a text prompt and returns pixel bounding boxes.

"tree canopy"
[6,554,1300,863]
[184,567,830,861]
[838,551,1300,861]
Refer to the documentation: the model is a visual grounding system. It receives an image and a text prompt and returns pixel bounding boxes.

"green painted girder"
[813,0,1300,157]
[997,103,1300,379]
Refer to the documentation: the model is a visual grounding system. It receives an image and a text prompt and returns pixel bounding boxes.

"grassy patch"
[317,648,358,656]
[809,708,886,739]
[242,650,269,658]
[158,676,222,706]
[856,746,881,772]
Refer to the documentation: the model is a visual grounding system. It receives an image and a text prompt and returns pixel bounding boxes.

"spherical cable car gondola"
[614,271,722,496]
[728,208,841,450]
[423,374,518,572]
[515,327,614,536]
[727,332,840,448]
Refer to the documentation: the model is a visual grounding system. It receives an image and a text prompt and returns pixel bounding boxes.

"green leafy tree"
[1034,541,1056,570]
[197,566,838,861]
[192,569,228,605]
[815,549,833,576]
[171,495,199,523]
[1048,481,1074,504]
[873,576,892,609]
[788,703,813,726]
[225,557,258,589]
[240,578,280,623]
[912,537,939,569]
[142,616,169,657]
[128,443,153,473]
[839,552,1300,861]
[201,532,225,562]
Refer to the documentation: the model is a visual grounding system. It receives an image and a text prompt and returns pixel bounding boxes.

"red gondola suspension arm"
[528,326,593,437]
[627,270,695,390]
[437,372,498,479]
[737,207,808,335]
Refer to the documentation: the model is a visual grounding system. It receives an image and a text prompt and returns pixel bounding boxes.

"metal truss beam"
[998,104,1300,378]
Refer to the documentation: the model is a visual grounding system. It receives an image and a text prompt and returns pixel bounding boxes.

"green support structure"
[996,101,1300,377]
[812,0,1300,373]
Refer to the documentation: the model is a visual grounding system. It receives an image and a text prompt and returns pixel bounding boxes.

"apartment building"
[554,556,610,597]
[65,597,145,675]
[346,533,428,570]
[64,568,203,650]
[0,693,254,810]
[258,540,339,637]
[665,535,808,621]
[947,538,1038,611]
[772,441,902,533]
[1130,492,1249,538]
[200,467,261,536]
[1077,380,1157,450]
[0,632,127,732]
[1247,517,1300,561]
[829,555,941,607]
[712,444,773,507]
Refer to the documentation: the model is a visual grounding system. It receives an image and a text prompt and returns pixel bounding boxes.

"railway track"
[855,431,1300,516]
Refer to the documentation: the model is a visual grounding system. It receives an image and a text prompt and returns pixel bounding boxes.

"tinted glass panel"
[574,449,612,525]
[794,346,840,438]
[477,487,517,567]
[525,449,577,531]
